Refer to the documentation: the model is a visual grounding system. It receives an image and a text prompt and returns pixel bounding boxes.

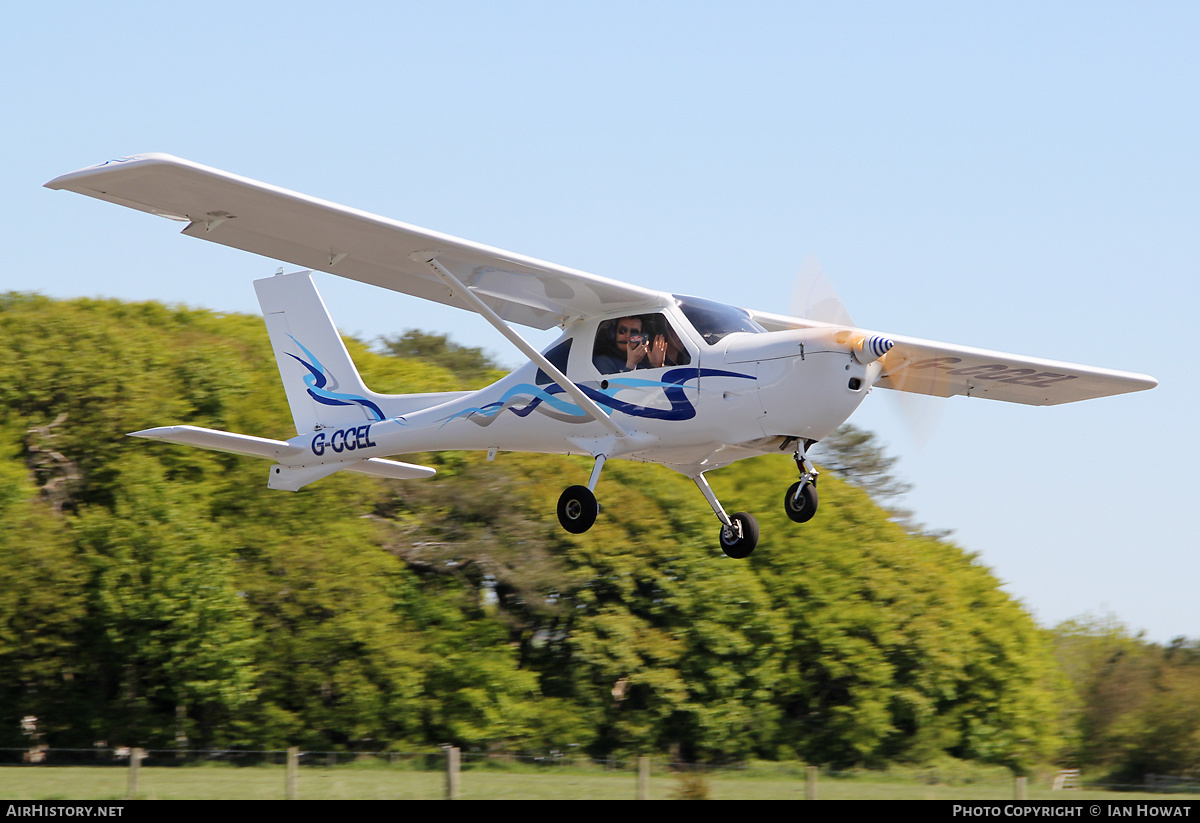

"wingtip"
[128,426,176,439]
[44,153,183,190]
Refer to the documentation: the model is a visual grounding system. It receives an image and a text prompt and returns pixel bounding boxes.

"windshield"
[673,295,765,345]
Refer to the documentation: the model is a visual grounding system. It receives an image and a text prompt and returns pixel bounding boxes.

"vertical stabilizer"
[255,271,386,433]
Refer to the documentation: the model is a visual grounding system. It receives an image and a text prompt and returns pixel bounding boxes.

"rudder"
[255,271,386,433]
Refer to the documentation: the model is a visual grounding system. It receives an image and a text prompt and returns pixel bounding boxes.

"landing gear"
[693,473,759,558]
[557,485,599,534]
[556,454,607,534]
[785,442,820,523]
[719,512,760,559]
[784,481,818,523]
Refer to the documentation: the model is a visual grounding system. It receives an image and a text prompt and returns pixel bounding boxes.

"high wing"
[47,154,1156,407]
[748,309,1157,406]
[45,154,666,330]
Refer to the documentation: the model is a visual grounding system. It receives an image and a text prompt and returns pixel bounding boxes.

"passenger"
[646,320,689,368]
[593,316,651,373]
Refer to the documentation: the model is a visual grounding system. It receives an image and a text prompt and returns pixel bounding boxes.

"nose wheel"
[784,443,820,523]
[784,480,818,523]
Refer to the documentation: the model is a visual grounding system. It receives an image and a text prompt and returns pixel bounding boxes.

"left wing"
[45,154,667,329]
[749,309,1157,406]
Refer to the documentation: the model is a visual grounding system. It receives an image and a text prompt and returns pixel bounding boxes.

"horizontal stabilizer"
[268,458,434,491]
[129,426,304,460]
[343,458,437,481]
[132,426,436,491]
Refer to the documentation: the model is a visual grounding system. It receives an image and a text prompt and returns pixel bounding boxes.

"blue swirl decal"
[442,368,752,427]
[285,335,386,421]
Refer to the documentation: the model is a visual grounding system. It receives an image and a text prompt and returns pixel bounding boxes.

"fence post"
[1015,775,1027,800]
[286,747,298,800]
[446,747,460,800]
[807,765,818,800]
[637,756,649,800]
[126,748,144,800]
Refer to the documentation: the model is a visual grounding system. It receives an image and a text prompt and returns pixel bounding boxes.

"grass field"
[2,764,1198,800]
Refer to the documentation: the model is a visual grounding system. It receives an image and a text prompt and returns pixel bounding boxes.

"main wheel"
[719,512,759,559]
[784,481,818,523]
[557,485,599,534]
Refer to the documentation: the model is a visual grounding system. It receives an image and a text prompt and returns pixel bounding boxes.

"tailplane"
[126,270,442,492]
[129,424,435,491]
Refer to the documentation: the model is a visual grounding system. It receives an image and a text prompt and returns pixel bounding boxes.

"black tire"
[557,485,599,534]
[719,512,759,559]
[784,481,818,523]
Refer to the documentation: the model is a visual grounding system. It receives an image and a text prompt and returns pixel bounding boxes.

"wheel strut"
[694,472,759,558]
[792,444,819,494]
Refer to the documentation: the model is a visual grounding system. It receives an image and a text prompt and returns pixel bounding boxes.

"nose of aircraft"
[853,335,895,364]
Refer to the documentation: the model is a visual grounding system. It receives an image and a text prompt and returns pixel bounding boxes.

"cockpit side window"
[535,338,573,385]
[592,313,692,374]
[673,295,765,345]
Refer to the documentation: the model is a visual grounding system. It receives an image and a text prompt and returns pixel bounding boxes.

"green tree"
[812,424,912,501]
[0,456,86,748]
[0,292,1080,767]
[379,330,504,388]
[72,456,260,748]
[1055,617,1200,780]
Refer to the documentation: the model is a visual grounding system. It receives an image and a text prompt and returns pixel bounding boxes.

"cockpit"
[586,297,765,375]
[591,312,693,375]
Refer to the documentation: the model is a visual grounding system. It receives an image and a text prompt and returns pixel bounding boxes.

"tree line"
[0,292,1195,780]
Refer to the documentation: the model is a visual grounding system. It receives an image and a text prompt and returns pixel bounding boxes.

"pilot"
[594,316,651,373]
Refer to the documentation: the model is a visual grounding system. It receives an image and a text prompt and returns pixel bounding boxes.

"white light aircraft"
[46,155,1157,558]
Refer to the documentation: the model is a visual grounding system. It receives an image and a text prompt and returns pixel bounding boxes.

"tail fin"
[255,271,386,433]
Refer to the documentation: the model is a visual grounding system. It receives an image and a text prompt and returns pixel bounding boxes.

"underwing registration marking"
[912,357,1079,388]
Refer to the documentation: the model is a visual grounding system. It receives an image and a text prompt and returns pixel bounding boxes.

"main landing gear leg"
[784,445,819,523]
[557,455,605,534]
[695,473,759,559]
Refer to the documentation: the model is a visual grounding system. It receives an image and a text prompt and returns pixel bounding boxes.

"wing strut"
[419,255,628,438]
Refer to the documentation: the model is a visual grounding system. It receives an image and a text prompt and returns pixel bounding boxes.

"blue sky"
[5,2,1196,642]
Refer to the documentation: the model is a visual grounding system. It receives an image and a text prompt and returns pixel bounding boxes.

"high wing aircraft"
[46,154,1157,558]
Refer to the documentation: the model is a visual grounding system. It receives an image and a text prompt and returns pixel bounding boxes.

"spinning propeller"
[789,255,944,446]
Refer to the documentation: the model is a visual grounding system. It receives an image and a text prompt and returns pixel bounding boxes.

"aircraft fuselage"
[282,326,873,476]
